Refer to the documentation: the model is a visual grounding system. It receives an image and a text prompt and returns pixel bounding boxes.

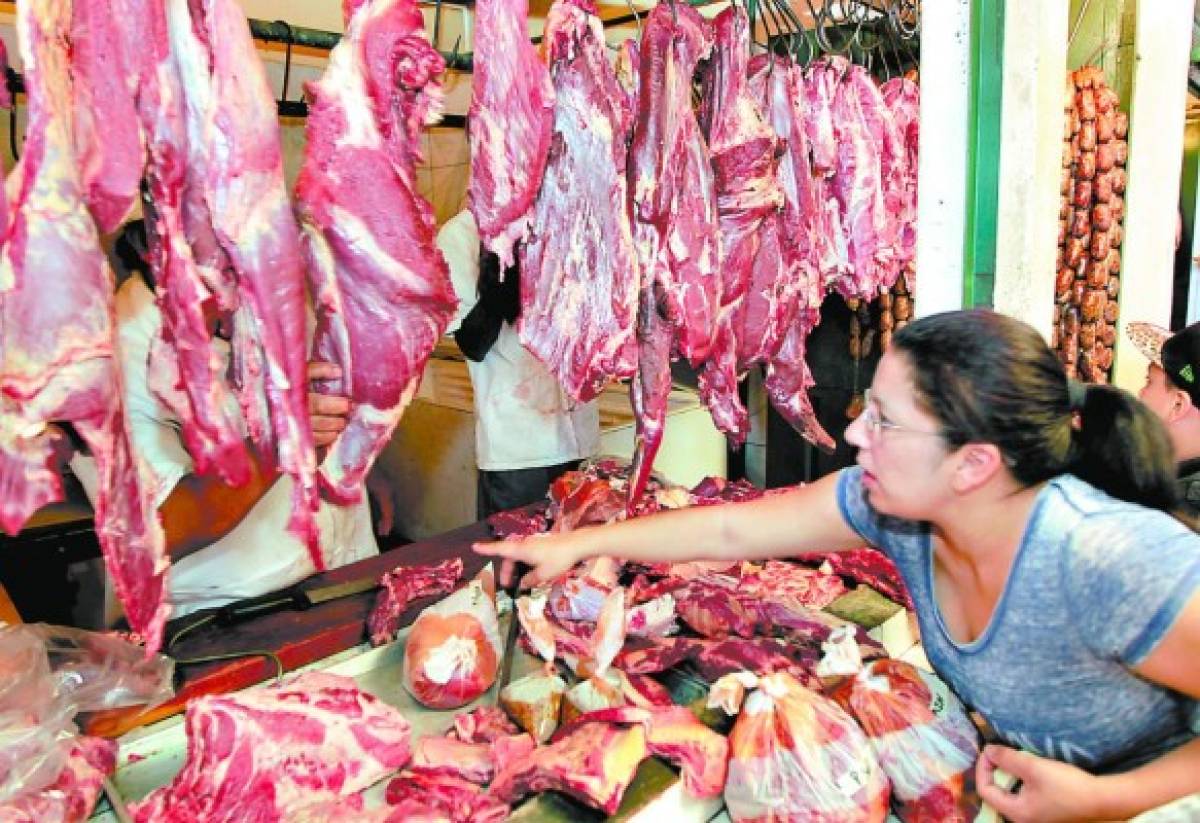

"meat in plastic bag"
[0,736,117,823]
[831,659,981,822]
[0,624,171,806]
[715,671,890,822]
[403,564,502,709]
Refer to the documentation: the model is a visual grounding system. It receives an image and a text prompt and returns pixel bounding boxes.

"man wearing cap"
[1127,320,1200,517]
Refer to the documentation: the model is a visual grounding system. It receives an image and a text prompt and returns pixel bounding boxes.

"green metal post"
[963,0,1006,308]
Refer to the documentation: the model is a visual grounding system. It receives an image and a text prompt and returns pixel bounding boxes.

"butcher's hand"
[977,744,1107,823]
[474,533,584,590]
[307,361,349,450]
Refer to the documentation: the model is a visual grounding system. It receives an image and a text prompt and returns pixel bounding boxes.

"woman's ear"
[1170,389,1195,422]
[951,443,1006,493]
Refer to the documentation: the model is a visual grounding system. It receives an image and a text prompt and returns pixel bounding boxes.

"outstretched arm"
[475,470,864,587]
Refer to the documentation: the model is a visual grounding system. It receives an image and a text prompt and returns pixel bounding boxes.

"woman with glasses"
[478,309,1199,822]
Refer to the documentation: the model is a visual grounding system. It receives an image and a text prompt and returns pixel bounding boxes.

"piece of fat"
[561,670,625,726]
[501,671,567,743]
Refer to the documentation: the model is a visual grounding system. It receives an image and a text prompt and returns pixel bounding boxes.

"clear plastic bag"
[0,624,174,805]
[717,671,890,823]
[831,659,981,822]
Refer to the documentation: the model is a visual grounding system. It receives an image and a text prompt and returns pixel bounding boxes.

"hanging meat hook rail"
[747,0,919,75]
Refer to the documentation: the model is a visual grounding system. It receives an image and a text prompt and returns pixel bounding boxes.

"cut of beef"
[629,3,722,366]
[739,559,847,611]
[0,736,117,823]
[558,705,728,799]
[450,705,521,743]
[130,0,252,489]
[489,720,648,814]
[765,315,836,452]
[367,557,464,646]
[411,732,535,784]
[517,0,639,404]
[881,77,921,277]
[68,0,143,234]
[0,0,169,652]
[627,283,674,510]
[296,0,457,506]
[166,0,322,560]
[129,672,412,822]
[696,6,783,444]
[386,767,510,823]
[796,547,913,609]
[487,505,548,539]
[823,56,898,299]
[468,0,555,268]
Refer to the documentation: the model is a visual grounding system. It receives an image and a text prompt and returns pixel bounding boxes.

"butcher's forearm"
[1091,738,1200,820]
[159,441,279,560]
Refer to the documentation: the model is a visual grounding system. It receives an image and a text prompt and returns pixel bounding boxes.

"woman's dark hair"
[892,309,1179,513]
[113,219,151,288]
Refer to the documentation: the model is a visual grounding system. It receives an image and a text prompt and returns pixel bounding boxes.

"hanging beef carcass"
[0,0,170,653]
[296,0,457,505]
[113,0,253,490]
[626,4,720,508]
[695,5,783,445]
[737,55,835,452]
[881,76,920,278]
[818,56,905,299]
[468,0,555,268]
[516,0,639,404]
[164,0,322,559]
[629,2,722,368]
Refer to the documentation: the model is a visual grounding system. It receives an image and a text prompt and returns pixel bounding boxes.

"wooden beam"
[0,581,20,625]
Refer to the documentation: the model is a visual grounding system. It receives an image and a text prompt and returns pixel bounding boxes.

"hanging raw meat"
[296,0,457,505]
[695,5,783,444]
[629,2,722,366]
[516,0,639,404]
[740,55,835,452]
[625,3,720,509]
[68,0,144,233]
[819,57,899,300]
[468,0,555,267]
[0,0,169,652]
[165,0,322,559]
[881,76,920,276]
[117,0,252,489]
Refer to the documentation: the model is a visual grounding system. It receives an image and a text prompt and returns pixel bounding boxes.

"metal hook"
[274,19,293,104]
[665,0,678,28]
[6,69,18,162]
[433,0,444,51]
[623,0,643,41]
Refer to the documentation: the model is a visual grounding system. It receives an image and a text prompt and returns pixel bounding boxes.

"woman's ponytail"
[1069,383,1179,512]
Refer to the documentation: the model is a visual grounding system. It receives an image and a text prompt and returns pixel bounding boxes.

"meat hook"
[624,0,643,40]
[5,68,18,162]
[274,19,294,105]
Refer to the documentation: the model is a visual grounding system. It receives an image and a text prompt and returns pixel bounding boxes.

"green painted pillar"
[963,0,1006,308]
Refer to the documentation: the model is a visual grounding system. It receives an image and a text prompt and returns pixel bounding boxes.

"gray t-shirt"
[837,467,1200,773]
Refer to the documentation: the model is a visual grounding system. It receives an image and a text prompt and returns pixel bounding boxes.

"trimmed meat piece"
[367,557,464,646]
[0,0,169,651]
[468,0,555,268]
[517,0,638,404]
[296,0,457,506]
[0,737,117,823]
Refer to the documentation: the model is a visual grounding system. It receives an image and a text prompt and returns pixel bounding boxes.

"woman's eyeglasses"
[860,390,945,441]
